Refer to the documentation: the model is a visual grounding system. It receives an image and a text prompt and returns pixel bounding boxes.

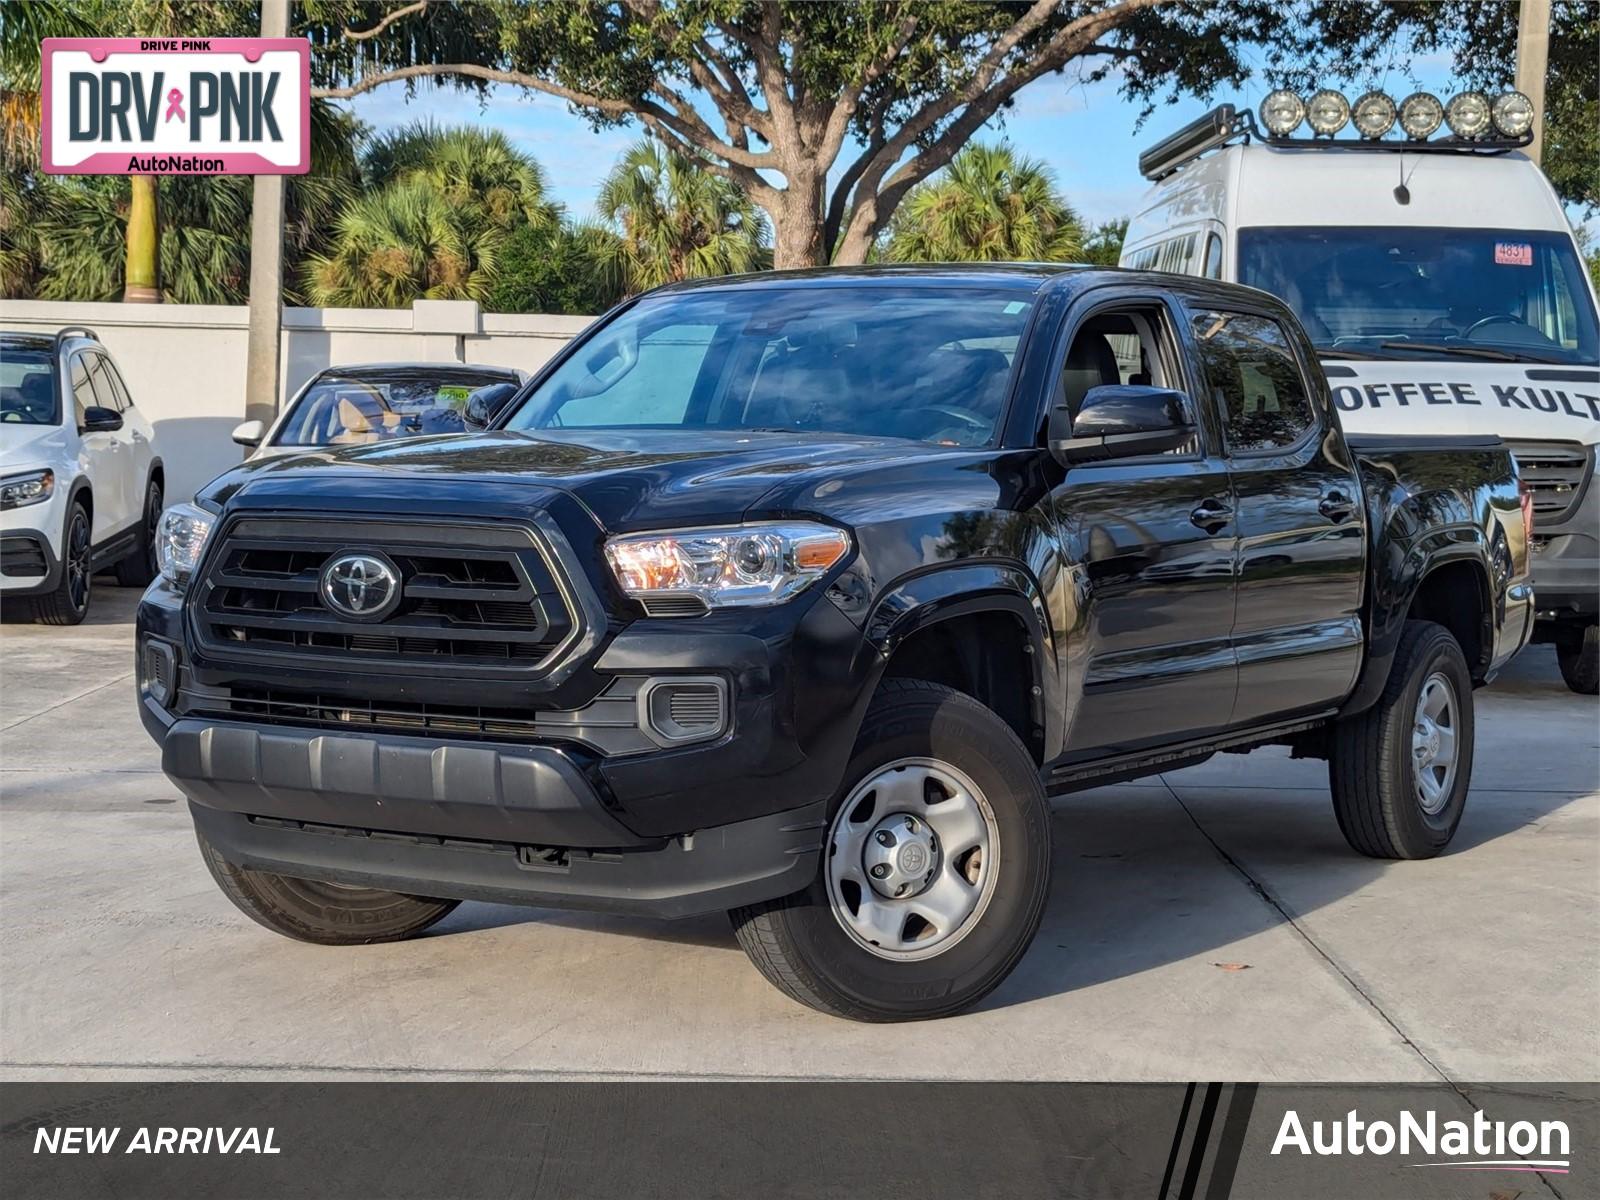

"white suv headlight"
[0,469,55,510]
[155,502,216,587]
[605,521,851,614]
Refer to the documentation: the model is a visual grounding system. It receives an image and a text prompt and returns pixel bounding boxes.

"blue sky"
[347,50,1590,238]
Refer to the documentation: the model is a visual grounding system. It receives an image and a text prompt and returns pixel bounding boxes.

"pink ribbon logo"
[164,88,185,123]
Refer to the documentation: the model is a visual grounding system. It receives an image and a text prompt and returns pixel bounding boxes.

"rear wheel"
[1329,620,1474,859]
[730,679,1051,1021]
[32,502,92,626]
[113,476,161,587]
[1556,624,1598,695]
[196,826,459,945]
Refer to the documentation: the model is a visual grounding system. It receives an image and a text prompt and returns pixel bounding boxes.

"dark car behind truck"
[138,266,1534,1021]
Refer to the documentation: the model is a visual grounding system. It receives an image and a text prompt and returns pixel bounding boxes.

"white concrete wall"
[0,299,594,504]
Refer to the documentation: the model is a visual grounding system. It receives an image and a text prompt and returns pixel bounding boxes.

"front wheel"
[32,502,92,626]
[1556,624,1598,695]
[1329,620,1475,859]
[730,679,1052,1022]
[196,826,460,945]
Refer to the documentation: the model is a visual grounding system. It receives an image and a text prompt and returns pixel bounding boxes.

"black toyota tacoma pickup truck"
[138,266,1534,1021]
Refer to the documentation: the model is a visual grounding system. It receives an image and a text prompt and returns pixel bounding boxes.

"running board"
[1044,712,1336,795]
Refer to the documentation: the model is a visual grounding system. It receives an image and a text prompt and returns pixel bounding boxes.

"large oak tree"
[305,2,1596,270]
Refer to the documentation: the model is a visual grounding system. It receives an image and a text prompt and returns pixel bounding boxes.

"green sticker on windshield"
[435,385,471,410]
[1003,301,1027,314]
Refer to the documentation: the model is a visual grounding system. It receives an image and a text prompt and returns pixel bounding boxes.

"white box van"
[1123,96,1599,692]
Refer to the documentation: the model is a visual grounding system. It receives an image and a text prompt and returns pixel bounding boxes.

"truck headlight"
[605,521,851,614]
[155,502,215,588]
[0,469,54,511]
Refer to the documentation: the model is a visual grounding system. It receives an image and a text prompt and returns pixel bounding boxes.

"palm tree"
[594,140,769,294]
[302,123,556,308]
[885,142,1084,264]
[301,181,502,308]
[362,122,560,235]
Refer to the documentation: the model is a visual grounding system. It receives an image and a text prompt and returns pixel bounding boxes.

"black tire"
[32,501,92,626]
[196,826,460,946]
[1329,620,1475,859]
[113,476,161,587]
[730,678,1051,1021]
[1556,624,1599,695]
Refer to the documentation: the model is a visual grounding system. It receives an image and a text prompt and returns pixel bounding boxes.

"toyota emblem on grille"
[320,551,402,621]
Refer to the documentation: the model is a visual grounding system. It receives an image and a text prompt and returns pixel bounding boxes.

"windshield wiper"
[1315,346,1398,361]
[1377,340,1556,364]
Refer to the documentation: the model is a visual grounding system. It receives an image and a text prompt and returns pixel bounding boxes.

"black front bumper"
[157,714,828,919]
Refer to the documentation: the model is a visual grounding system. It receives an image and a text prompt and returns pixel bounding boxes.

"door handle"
[1189,498,1233,533]
[1318,491,1355,523]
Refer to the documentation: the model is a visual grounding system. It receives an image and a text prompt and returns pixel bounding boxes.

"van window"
[1237,226,1599,366]
[1190,310,1316,453]
[1202,233,1224,280]
[1124,234,1197,275]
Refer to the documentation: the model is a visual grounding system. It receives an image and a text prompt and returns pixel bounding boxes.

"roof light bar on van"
[1259,90,1305,136]
[1350,91,1396,139]
[1398,92,1445,139]
[1305,89,1351,135]
[1137,104,1244,180]
[1445,90,1493,138]
[1491,90,1535,136]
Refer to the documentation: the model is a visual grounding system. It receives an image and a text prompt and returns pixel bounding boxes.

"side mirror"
[1049,385,1194,465]
[231,419,266,449]
[463,383,520,430]
[80,405,122,433]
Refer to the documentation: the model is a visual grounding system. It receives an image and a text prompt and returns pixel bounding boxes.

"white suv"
[1,328,163,624]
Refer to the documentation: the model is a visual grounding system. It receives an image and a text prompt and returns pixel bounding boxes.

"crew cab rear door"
[1181,297,1368,723]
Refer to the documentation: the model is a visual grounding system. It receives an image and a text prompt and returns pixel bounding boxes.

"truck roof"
[1132,141,1570,234]
[655,262,1092,296]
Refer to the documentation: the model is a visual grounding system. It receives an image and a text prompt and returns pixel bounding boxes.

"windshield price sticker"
[41,38,309,175]
[1494,242,1534,267]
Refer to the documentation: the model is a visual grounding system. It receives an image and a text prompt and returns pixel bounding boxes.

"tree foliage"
[1079,217,1130,266]
[486,223,627,315]
[303,1,1600,269]
[885,142,1082,263]
[592,139,769,293]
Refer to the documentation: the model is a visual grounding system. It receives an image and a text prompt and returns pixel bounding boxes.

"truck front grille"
[193,516,577,674]
[1509,440,1592,527]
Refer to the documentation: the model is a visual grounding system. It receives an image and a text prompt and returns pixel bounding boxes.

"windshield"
[274,370,511,446]
[503,286,1035,447]
[1237,226,1599,365]
[0,348,58,426]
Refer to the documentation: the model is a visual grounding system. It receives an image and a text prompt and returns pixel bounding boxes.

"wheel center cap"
[862,813,940,900]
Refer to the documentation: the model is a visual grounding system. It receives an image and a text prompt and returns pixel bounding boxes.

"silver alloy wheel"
[824,757,1000,961]
[1412,671,1459,815]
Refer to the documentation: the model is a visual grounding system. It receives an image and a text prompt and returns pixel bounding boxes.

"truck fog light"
[1491,90,1534,137]
[1444,91,1492,139]
[1258,89,1304,136]
[640,678,728,746]
[139,637,178,707]
[1398,92,1444,139]
[1305,89,1350,135]
[1351,91,1396,139]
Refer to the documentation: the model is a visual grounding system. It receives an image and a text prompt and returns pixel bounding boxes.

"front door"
[1043,294,1240,763]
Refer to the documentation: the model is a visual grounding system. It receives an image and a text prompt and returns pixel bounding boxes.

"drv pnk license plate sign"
[41,38,309,176]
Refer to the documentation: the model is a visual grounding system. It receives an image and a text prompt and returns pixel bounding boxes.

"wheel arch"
[863,563,1061,764]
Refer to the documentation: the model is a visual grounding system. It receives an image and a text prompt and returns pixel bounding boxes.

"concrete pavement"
[2,586,1595,1082]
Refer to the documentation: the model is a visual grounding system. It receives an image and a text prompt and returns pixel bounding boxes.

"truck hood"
[205,428,968,528]
[1323,360,1599,446]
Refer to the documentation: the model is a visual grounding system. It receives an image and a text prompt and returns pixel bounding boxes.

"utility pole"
[244,0,290,431]
[1515,0,1550,165]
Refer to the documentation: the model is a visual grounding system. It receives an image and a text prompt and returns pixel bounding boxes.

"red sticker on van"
[1494,242,1533,266]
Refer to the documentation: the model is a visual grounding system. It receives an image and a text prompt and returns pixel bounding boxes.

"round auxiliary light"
[1259,89,1306,137]
[1491,90,1535,137]
[1397,91,1444,140]
[1444,90,1493,139]
[1350,90,1397,139]
[1305,89,1350,136]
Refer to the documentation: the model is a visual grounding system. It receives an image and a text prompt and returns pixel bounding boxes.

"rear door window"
[1189,310,1317,453]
